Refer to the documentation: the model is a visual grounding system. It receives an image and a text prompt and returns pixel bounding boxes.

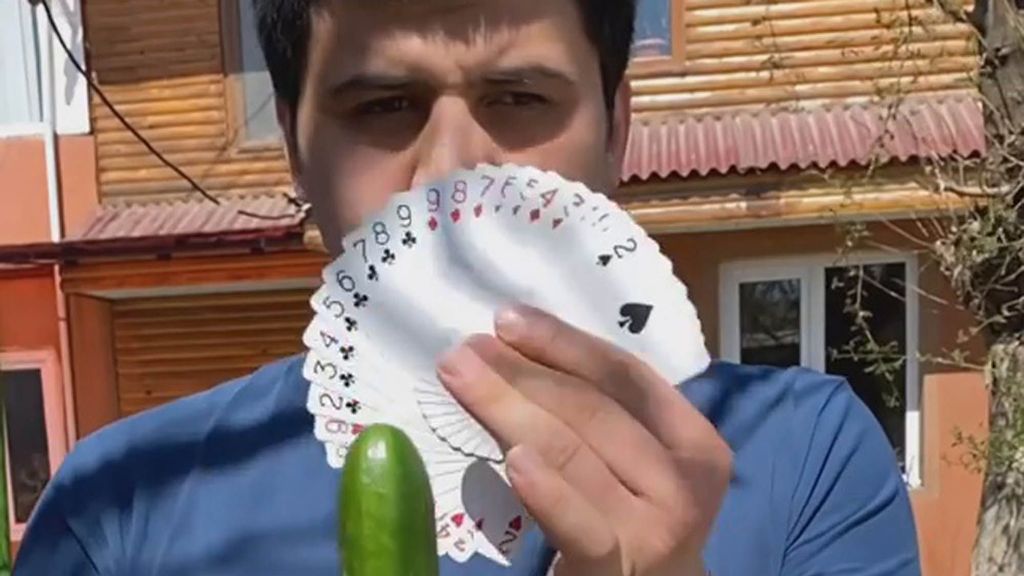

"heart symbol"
[618,303,653,335]
[597,254,612,267]
[552,218,564,229]
[450,208,461,223]
[529,208,541,222]
[428,216,438,231]
[508,516,522,532]
[452,512,465,527]
[474,203,483,217]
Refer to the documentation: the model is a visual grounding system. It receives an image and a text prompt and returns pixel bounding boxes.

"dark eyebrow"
[480,65,576,87]
[329,74,417,97]
[328,65,576,98]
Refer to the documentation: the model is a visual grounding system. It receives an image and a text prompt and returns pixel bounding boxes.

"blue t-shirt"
[13,355,921,575]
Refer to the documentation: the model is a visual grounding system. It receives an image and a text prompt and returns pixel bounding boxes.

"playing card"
[461,460,532,565]
[302,163,710,566]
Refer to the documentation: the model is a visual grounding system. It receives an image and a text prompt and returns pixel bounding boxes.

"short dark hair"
[252,0,636,117]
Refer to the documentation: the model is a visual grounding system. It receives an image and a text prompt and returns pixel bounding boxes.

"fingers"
[506,444,621,576]
[436,340,635,513]
[463,334,681,503]
[494,305,725,462]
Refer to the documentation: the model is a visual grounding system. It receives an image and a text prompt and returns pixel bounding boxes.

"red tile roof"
[621,95,986,181]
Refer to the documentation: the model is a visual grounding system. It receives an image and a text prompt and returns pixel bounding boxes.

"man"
[14,1,921,574]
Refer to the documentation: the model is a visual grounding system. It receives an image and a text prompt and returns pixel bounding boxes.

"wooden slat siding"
[630,0,979,113]
[86,0,289,204]
[111,289,313,416]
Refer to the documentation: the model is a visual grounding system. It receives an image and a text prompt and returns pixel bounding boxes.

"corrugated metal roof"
[622,95,987,181]
[70,193,305,240]
[0,194,307,264]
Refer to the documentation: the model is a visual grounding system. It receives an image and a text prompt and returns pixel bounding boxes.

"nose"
[410,96,498,188]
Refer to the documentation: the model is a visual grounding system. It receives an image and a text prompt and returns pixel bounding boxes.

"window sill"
[0,123,47,139]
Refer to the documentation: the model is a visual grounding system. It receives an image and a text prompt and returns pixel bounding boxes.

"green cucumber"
[339,424,439,576]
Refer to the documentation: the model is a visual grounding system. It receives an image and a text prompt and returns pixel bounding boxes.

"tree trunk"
[972,341,1024,576]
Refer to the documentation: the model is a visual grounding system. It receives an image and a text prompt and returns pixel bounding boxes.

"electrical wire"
[35,0,309,222]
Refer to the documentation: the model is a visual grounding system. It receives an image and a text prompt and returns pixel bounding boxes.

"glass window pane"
[0,3,42,126]
[739,279,801,368]
[1,369,52,524]
[632,0,672,59]
[825,263,907,469]
[237,0,280,142]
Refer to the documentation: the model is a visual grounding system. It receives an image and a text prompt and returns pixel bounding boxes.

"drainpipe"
[36,0,78,449]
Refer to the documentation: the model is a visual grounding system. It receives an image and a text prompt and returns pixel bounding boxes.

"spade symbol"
[618,303,653,335]
[597,254,612,267]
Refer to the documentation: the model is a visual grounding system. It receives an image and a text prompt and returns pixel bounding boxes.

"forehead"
[306,0,596,80]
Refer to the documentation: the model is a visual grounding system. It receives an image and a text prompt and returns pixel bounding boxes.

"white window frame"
[0,350,69,540]
[0,0,90,139]
[719,252,922,489]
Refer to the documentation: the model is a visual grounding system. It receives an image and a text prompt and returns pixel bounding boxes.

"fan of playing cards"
[301,163,711,566]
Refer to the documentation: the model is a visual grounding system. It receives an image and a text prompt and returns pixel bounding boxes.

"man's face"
[281,0,631,253]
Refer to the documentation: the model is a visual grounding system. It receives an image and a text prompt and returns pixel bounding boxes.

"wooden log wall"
[85,0,292,203]
[631,0,980,114]
[84,0,979,203]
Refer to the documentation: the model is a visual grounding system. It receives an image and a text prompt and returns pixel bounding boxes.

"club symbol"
[366,265,379,282]
[345,399,361,414]
[340,345,355,360]
[344,317,358,332]
[618,303,653,335]
[339,372,355,388]
[353,292,369,308]
[381,249,396,265]
[597,254,612,267]
[402,231,417,248]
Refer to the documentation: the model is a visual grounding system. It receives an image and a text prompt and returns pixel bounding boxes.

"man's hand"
[436,305,732,576]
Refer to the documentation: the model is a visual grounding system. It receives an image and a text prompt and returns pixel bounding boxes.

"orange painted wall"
[654,223,987,576]
[0,269,60,353]
[0,135,98,245]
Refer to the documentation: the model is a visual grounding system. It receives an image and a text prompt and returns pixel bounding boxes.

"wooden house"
[0,0,992,573]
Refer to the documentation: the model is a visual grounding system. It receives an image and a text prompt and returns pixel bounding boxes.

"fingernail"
[437,344,478,387]
[507,444,542,479]
[495,306,527,340]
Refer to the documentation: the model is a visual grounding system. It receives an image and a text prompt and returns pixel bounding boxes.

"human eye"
[353,96,413,116]
[485,91,550,108]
